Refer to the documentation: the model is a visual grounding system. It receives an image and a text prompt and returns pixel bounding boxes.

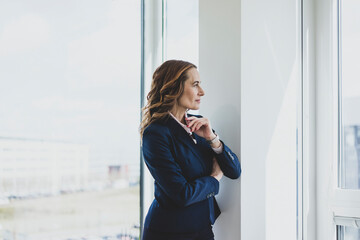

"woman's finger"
[187,118,200,128]
[192,121,204,131]
[192,118,206,130]
[185,116,197,124]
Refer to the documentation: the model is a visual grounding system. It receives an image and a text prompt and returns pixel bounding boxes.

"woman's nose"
[199,86,205,96]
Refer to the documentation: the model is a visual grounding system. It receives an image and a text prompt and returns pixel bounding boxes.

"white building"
[0,137,89,198]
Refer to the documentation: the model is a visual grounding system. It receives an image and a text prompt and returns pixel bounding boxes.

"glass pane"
[338,225,360,240]
[165,0,199,66]
[0,1,141,240]
[339,0,360,189]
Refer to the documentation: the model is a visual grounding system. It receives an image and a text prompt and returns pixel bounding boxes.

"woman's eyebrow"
[193,80,201,84]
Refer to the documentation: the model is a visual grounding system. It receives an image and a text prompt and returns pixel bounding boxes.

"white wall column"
[200,0,302,239]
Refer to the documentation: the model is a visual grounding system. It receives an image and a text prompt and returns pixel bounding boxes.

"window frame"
[333,0,360,221]
[140,0,165,236]
[301,0,317,239]
[316,0,360,238]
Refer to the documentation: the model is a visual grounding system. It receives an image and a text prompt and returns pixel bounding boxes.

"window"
[335,0,360,238]
[0,1,141,239]
[337,225,360,240]
[314,0,360,238]
[338,0,360,190]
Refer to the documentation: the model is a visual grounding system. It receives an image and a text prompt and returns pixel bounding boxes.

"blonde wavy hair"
[139,60,197,140]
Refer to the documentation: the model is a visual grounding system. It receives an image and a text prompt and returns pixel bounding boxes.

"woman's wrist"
[205,133,217,142]
[207,133,221,148]
[210,139,221,148]
[211,174,221,182]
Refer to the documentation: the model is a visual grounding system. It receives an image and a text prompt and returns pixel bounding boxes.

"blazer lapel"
[166,116,203,160]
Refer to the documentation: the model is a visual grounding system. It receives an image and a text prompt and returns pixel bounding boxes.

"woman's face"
[177,68,205,111]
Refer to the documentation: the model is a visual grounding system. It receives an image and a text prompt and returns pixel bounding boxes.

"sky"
[0,0,141,167]
[0,0,199,168]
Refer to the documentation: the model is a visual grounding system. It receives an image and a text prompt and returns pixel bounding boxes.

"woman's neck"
[169,108,187,125]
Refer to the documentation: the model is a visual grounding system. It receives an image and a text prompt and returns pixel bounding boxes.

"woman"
[140,60,241,240]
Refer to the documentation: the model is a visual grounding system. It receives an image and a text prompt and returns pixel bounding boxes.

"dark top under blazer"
[142,113,241,233]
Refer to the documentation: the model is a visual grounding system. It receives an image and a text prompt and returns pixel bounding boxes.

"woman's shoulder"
[142,121,173,146]
[143,120,171,136]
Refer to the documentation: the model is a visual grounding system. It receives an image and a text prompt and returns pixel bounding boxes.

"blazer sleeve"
[142,125,219,207]
[211,137,241,180]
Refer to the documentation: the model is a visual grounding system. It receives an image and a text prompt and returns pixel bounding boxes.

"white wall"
[199,0,241,239]
[241,0,301,239]
[199,0,301,239]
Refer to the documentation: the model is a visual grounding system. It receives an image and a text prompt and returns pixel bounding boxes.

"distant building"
[343,125,360,188]
[0,137,89,198]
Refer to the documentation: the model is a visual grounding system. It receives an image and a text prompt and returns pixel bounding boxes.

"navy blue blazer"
[142,113,241,233]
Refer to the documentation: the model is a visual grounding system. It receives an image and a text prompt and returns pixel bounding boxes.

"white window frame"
[333,0,360,223]
[140,0,164,233]
[316,0,360,239]
[301,0,317,239]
